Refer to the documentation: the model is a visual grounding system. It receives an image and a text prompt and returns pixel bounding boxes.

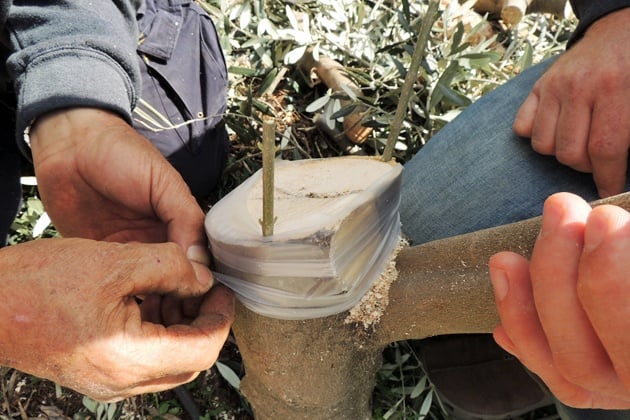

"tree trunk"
[233,309,381,419]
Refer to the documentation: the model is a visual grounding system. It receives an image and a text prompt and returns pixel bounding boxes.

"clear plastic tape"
[206,157,403,319]
[208,158,400,242]
[211,215,401,320]
[208,163,402,277]
[210,194,397,280]
[210,241,336,278]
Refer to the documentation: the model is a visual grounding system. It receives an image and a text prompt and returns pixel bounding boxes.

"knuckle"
[555,147,585,167]
[588,137,623,160]
[530,136,554,155]
[162,241,182,255]
[161,242,188,267]
[146,242,193,281]
[563,73,587,96]
[554,353,595,385]
[596,69,623,93]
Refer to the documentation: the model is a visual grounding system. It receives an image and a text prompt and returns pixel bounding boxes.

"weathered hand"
[513,9,630,197]
[29,108,208,259]
[0,238,234,402]
[489,192,630,409]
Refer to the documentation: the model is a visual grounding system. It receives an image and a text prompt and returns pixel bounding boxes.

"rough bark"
[233,309,381,419]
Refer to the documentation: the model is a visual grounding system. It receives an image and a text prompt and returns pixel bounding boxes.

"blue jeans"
[400,56,611,244]
[400,56,630,420]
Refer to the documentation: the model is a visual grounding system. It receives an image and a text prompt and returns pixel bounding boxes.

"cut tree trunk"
[232,215,537,418]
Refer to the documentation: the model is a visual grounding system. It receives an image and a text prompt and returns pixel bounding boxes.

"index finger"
[146,151,209,258]
[579,205,630,391]
[530,193,616,391]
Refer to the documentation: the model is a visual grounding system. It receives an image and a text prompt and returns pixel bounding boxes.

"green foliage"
[80,397,119,420]
[9,184,58,245]
[373,342,445,419]
[215,361,241,390]
[202,0,576,176]
[156,399,183,417]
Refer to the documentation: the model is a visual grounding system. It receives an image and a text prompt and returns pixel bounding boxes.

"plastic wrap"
[205,156,402,319]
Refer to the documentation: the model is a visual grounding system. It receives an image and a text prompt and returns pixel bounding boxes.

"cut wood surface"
[248,157,396,234]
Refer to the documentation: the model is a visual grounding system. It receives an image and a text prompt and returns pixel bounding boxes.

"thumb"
[166,202,209,265]
[148,154,210,262]
[122,242,213,298]
[513,92,539,138]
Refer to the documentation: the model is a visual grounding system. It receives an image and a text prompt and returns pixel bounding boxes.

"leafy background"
[2,0,576,418]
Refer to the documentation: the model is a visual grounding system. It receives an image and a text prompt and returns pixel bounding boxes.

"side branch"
[374,191,630,346]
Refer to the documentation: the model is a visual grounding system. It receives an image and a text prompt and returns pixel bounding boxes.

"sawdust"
[344,237,408,330]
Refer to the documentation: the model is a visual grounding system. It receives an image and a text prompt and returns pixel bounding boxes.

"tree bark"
[233,309,381,419]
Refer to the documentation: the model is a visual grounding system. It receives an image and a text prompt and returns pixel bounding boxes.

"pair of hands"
[513,8,630,198]
[0,108,234,401]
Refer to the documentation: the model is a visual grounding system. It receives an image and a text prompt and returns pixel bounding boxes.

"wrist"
[569,3,630,46]
[29,108,126,166]
[585,7,630,37]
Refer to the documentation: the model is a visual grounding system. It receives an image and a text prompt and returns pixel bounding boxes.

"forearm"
[3,1,142,146]
[569,0,630,45]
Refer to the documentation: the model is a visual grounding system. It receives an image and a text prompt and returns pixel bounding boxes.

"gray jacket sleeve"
[569,0,630,45]
[2,1,142,142]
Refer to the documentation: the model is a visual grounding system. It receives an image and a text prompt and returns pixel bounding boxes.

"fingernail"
[489,266,509,302]
[187,245,210,266]
[192,263,214,287]
[584,216,606,253]
[539,201,563,238]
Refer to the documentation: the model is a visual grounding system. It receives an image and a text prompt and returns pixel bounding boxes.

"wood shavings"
[344,237,408,330]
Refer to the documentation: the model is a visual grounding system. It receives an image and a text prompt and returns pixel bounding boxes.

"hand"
[0,238,234,402]
[513,8,630,198]
[489,192,630,409]
[29,108,208,260]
